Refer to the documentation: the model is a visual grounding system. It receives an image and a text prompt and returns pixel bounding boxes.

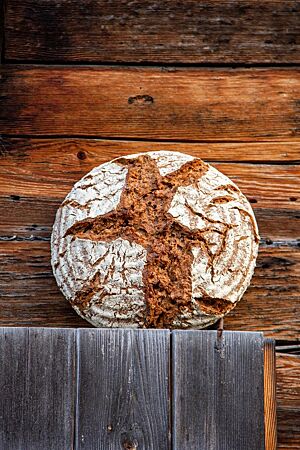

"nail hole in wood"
[128,94,154,105]
[77,150,87,160]
[10,194,20,201]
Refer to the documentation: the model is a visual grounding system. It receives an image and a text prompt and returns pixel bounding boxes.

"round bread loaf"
[51,151,259,329]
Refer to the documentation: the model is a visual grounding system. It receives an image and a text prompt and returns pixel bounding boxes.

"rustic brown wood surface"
[0,139,299,239]
[4,1,300,63]
[264,340,277,450]
[1,241,299,338]
[0,66,300,141]
[1,137,300,162]
[276,353,300,448]
[0,139,299,340]
[1,1,299,447]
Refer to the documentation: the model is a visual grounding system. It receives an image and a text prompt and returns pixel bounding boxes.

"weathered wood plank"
[1,67,299,140]
[0,328,295,448]
[2,138,300,162]
[264,339,277,450]
[1,195,299,242]
[0,139,299,240]
[0,242,299,339]
[276,353,300,448]
[75,329,170,449]
[0,0,5,63]
[0,140,299,338]
[4,0,300,63]
[0,327,75,450]
[1,158,298,215]
[277,409,300,449]
[276,353,300,410]
[0,242,88,328]
[227,244,300,338]
[172,331,265,449]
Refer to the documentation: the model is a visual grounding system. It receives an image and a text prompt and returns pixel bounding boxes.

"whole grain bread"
[51,151,259,329]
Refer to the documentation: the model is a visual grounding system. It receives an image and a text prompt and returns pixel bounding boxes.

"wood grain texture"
[4,0,300,63]
[264,339,277,450]
[276,353,300,448]
[277,353,300,409]
[1,194,299,242]
[0,243,299,337]
[1,66,300,140]
[172,330,265,449]
[0,0,5,63]
[0,327,75,450]
[76,329,170,450]
[2,1,299,447]
[0,242,90,328]
[1,137,300,162]
[0,139,299,241]
[0,139,299,337]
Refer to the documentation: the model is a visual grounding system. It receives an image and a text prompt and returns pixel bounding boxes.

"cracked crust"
[51,151,259,329]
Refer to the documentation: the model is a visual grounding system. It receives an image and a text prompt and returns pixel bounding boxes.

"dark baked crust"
[51,151,259,329]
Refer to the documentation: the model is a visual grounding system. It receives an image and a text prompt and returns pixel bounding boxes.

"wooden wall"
[1,1,299,447]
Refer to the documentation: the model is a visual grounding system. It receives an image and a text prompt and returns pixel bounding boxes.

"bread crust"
[51,151,259,329]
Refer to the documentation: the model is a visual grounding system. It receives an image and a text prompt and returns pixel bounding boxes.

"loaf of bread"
[51,151,259,329]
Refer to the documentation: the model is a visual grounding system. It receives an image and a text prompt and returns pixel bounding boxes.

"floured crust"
[51,151,259,329]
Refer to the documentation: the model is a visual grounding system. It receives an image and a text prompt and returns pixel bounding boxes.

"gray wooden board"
[75,328,170,450]
[0,327,75,450]
[0,328,268,449]
[172,330,265,450]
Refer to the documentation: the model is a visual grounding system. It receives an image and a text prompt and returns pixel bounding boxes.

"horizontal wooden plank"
[4,1,300,63]
[1,137,300,163]
[277,409,300,449]
[0,139,299,241]
[0,242,90,328]
[209,244,300,339]
[0,241,299,339]
[2,195,298,242]
[0,139,299,339]
[227,244,300,338]
[276,353,300,411]
[1,67,299,140]
[1,157,298,211]
[276,353,300,448]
